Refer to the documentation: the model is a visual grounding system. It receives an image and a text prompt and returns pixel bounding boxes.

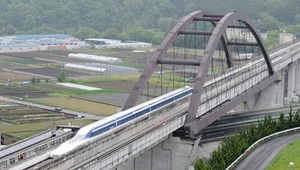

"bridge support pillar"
[234,70,285,111]
[252,81,282,110]
[248,62,300,110]
[287,63,296,101]
[295,60,300,94]
[117,136,219,170]
[185,135,202,170]
[275,70,286,106]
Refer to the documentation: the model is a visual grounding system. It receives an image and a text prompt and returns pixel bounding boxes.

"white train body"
[50,86,192,157]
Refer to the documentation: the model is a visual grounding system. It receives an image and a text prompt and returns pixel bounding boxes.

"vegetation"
[31,77,40,83]
[0,1,299,46]
[194,108,300,170]
[265,139,300,170]
[57,71,67,82]
[67,75,141,84]
[35,98,118,116]
[26,82,119,97]
[67,73,189,88]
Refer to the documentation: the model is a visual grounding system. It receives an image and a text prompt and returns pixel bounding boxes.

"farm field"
[0,106,74,124]
[0,55,18,60]
[266,139,300,170]
[28,82,117,97]
[0,54,52,65]
[0,71,33,82]
[0,86,49,99]
[8,58,45,65]
[85,81,136,93]
[79,93,129,107]
[35,97,118,116]
[16,67,90,78]
[0,119,95,138]
[80,92,159,107]
[69,73,182,92]
[0,102,88,139]
[0,49,153,141]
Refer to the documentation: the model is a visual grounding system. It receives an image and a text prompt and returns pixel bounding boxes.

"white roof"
[68,53,122,63]
[56,83,101,91]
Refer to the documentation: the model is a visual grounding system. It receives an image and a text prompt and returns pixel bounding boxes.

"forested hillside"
[0,0,299,44]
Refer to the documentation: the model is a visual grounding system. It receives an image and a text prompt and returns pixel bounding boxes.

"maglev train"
[50,86,192,157]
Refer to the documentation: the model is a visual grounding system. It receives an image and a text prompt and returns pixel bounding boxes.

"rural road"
[235,132,300,170]
[0,96,105,120]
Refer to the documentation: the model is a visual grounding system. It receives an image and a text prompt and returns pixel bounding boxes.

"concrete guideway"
[0,96,104,120]
[1,132,73,169]
[34,95,191,170]
[235,132,300,170]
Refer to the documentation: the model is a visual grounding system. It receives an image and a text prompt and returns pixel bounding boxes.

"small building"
[84,38,152,49]
[279,33,295,44]
[0,43,39,53]
[32,40,66,51]
[14,34,73,42]
[226,29,267,42]
[260,33,268,40]
[100,41,152,48]
[84,38,121,45]
[0,34,83,51]
[0,36,15,44]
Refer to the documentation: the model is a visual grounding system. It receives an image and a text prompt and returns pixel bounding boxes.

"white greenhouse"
[64,63,107,73]
[68,53,122,63]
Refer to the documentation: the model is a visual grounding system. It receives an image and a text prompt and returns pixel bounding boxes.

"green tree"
[194,159,206,170]
[287,107,294,128]
[60,71,66,81]
[57,71,66,82]
[23,15,36,31]
[277,112,286,131]
[2,24,16,35]
[103,28,119,39]
[194,108,300,170]
[157,17,173,33]
[76,26,101,40]
[258,12,281,32]
[57,76,63,82]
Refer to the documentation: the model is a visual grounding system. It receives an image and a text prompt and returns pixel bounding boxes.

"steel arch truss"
[123,11,234,110]
[184,11,275,137]
[123,11,275,137]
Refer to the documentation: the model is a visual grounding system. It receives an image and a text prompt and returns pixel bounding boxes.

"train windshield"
[68,135,85,144]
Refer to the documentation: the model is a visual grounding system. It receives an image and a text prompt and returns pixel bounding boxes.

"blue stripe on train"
[87,88,192,138]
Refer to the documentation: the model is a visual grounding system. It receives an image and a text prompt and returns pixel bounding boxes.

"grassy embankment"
[266,139,300,170]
